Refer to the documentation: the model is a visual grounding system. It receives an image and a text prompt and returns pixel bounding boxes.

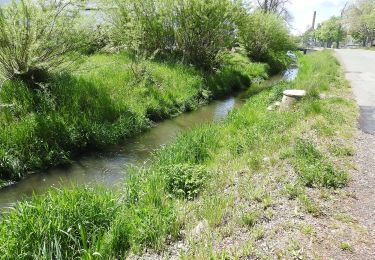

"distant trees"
[301,0,375,48]
[343,0,375,46]
[256,0,289,13]
[315,16,345,48]
[255,0,291,21]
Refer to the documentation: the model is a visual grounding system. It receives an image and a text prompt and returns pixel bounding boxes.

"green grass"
[0,51,268,181]
[0,51,358,258]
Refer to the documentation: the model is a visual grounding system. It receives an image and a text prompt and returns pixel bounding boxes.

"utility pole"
[312,11,317,30]
[337,2,348,49]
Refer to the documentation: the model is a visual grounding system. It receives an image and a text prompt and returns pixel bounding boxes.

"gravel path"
[336,49,375,258]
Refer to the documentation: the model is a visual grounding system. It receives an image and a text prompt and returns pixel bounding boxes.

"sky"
[288,0,349,35]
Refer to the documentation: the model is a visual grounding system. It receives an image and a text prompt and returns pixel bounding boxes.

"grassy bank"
[0,50,358,258]
[0,52,268,182]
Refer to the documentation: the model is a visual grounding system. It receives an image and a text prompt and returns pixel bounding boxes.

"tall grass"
[0,51,267,181]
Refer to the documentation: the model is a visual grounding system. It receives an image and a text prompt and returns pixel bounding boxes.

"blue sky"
[288,0,349,34]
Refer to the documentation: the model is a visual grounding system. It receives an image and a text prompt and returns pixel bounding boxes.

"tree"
[238,11,295,72]
[255,0,291,21]
[344,0,375,46]
[0,0,84,86]
[315,16,345,48]
[175,0,239,71]
[111,0,175,57]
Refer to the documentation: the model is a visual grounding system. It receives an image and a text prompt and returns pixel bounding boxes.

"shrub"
[76,14,113,55]
[175,0,239,71]
[162,163,208,200]
[112,0,175,57]
[238,11,295,72]
[0,0,83,85]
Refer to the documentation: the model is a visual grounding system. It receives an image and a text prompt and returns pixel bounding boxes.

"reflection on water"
[283,67,299,81]
[0,66,299,208]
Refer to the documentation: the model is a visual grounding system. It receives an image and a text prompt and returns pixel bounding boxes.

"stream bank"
[0,67,297,208]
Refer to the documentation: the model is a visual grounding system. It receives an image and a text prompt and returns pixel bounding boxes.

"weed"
[284,183,304,199]
[294,139,348,188]
[262,195,274,209]
[162,163,208,200]
[301,224,314,236]
[340,242,353,252]
[329,145,355,157]
[253,227,265,241]
[241,211,260,228]
[298,194,320,216]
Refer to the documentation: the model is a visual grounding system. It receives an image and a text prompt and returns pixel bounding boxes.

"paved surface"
[336,49,375,134]
[336,49,375,258]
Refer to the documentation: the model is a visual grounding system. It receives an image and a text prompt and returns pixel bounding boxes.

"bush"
[175,0,239,71]
[162,163,208,200]
[111,0,241,71]
[238,11,295,72]
[207,50,269,96]
[0,0,83,85]
[76,14,113,55]
[112,0,175,57]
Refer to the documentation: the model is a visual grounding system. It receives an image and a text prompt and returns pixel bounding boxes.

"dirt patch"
[341,130,375,259]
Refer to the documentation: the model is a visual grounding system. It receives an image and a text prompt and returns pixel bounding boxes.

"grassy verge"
[0,50,358,258]
[0,52,268,182]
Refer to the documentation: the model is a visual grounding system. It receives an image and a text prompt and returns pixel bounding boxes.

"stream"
[0,68,298,208]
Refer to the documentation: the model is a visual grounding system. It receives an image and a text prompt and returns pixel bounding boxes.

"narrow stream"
[0,68,297,208]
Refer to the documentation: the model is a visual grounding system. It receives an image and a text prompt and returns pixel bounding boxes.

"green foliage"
[241,211,259,228]
[111,0,241,71]
[112,0,175,57]
[294,139,348,188]
[207,50,269,96]
[298,194,321,216]
[76,14,113,55]
[0,53,206,180]
[162,163,208,200]
[284,183,304,199]
[0,0,83,85]
[0,187,117,259]
[175,0,239,71]
[344,0,375,46]
[154,125,220,166]
[238,11,295,72]
[0,50,357,258]
[103,170,178,256]
[315,16,344,48]
[340,242,353,251]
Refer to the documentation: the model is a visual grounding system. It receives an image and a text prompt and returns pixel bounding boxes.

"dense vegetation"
[0,0,294,181]
[0,51,357,258]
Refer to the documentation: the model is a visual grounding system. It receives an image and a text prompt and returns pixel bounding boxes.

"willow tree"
[0,0,84,86]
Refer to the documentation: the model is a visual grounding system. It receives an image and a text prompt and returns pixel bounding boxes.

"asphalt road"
[336,49,375,135]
